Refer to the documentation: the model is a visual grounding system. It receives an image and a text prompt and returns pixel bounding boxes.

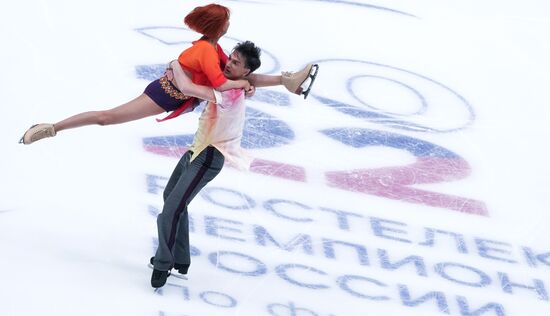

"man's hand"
[164,60,177,81]
[245,85,256,98]
[164,68,174,81]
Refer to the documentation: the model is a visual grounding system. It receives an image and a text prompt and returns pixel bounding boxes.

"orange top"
[178,40,228,88]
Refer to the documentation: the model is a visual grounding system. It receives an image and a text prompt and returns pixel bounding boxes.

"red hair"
[184,4,230,39]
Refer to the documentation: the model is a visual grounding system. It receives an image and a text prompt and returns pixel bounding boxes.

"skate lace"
[30,128,53,142]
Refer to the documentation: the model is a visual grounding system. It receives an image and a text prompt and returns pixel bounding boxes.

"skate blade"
[147,263,188,280]
[19,124,38,144]
[170,272,187,280]
[301,64,319,99]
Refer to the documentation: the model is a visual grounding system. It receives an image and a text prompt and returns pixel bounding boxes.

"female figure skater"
[20,3,316,145]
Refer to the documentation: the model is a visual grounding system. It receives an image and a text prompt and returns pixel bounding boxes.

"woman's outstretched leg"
[20,94,164,144]
[247,64,318,98]
[54,94,163,131]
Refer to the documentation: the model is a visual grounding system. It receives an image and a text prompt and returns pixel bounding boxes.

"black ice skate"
[149,256,188,280]
[151,268,169,288]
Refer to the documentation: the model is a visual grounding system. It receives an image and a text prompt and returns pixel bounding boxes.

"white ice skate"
[282,63,319,99]
[19,123,56,145]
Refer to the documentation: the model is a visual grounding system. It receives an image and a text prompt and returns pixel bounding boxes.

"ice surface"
[1,0,550,315]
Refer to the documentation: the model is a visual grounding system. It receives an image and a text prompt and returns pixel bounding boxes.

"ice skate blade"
[301,64,319,99]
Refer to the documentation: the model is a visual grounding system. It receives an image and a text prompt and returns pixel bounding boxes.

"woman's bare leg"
[246,73,282,88]
[248,65,316,96]
[54,94,164,133]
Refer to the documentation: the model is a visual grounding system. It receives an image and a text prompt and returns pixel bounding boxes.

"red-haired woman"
[20,3,315,144]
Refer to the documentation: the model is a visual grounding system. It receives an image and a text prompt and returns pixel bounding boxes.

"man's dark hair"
[233,41,261,73]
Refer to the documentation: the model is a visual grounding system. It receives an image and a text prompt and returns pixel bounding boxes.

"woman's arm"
[169,60,252,101]
[216,78,251,92]
[168,60,217,102]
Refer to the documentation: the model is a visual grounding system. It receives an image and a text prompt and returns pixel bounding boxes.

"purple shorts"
[144,76,190,112]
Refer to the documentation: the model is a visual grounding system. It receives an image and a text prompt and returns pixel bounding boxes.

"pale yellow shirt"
[188,89,253,170]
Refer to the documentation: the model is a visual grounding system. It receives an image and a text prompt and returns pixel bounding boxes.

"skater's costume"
[152,88,250,273]
[144,39,228,119]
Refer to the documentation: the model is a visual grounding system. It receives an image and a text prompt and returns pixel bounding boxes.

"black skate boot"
[151,268,169,288]
[174,262,190,274]
[149,257,189,275]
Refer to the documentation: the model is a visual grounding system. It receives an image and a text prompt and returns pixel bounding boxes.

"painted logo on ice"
[136,26,486,216]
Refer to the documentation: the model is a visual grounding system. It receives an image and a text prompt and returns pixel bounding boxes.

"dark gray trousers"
[153,146,224,271]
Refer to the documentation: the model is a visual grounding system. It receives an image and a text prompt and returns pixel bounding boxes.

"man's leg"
[173,147,224,273]
[172,212,191,274]
[153,147,224,273]
[163,151,192,202]
[152,150,191,275]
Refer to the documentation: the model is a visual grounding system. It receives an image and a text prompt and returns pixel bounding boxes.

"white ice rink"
[1,0,550,315]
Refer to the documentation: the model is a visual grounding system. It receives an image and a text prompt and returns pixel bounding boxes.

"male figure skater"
[150,41,273,288]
